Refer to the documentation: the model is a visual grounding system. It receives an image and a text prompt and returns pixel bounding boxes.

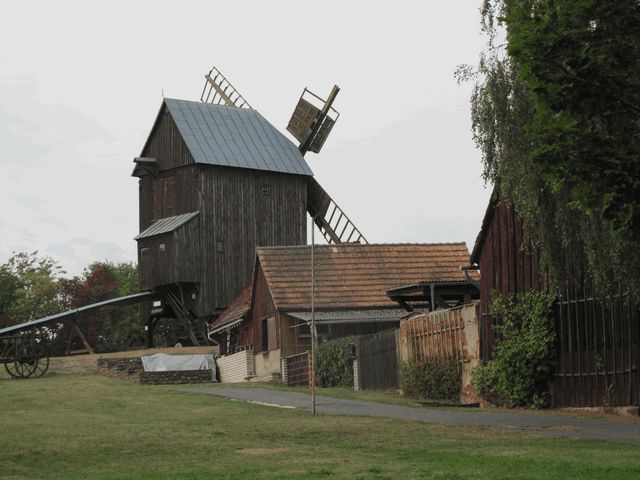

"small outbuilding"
[210,242,476,381]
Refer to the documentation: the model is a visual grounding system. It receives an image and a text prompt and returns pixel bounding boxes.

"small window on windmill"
[159,243,166,252]
[262,184,270,196]
[140,247,150,259]
[216,241,224,253]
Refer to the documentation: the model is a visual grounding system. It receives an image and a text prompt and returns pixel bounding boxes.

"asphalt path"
[180,386,640,445]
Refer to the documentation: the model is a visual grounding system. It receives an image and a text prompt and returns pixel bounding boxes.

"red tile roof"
[256,243,474,311]
[209,284,252,332]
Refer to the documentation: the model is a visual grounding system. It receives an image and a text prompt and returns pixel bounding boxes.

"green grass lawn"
[1,372,639,480]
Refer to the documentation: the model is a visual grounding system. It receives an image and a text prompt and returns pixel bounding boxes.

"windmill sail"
[201,67,253,109]
[307,178,367,244]
[198,70,367,245]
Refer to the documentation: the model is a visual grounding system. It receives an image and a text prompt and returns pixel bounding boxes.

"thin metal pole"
[311,216,316,415]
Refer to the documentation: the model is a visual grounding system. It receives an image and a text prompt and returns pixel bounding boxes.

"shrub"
[400,358,462,401]
[472,290,556,408]
[315,336,355,387]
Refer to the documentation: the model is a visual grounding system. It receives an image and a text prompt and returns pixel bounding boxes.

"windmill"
[201,67,367,245]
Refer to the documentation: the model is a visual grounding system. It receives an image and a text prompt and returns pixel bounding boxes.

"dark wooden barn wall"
[138,165,200,232]
[199,165,307,313]
[138,218,200,289]
[476,201,640,407]
[476,202,543,360]
[243,266,279,352]
[137,108,308,318]
[141,106,194,171]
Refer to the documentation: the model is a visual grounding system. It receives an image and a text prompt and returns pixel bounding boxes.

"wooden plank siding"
[138,217,201,289]
[475,202,543,360]
[136,106,308,319]
[141,106,194,171]
[199,166,307,313]
[241,267,279,353]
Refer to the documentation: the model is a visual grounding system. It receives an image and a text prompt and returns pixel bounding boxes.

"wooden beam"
[71,320,95,355]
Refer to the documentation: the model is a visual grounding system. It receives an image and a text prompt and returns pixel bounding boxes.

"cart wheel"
[4,360,22,378]
[6,339,48,379]
[30,343,49,378]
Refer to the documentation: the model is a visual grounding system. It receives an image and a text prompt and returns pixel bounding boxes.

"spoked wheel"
[4,359,27,378]
[24,341,49,378]
[3,338,49,379]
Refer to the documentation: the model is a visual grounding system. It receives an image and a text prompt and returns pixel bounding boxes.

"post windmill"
[201,67,367,245]
[131,66,368,347]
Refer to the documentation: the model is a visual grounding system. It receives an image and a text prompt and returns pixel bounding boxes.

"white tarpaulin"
[141,353,217,381]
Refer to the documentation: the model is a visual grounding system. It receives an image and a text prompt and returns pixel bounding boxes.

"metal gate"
[284,351,310,387]
[553,287,640,407]
[356,330,399,391]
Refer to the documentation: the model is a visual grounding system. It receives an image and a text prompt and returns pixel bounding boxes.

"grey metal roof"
[163,98,313,177]
[134,211,199,240]
[286,308,407,325]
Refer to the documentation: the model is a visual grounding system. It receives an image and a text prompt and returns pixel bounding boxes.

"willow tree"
[460,0,640,293]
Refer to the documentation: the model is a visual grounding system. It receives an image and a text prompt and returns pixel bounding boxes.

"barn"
[132,98,312,343]
[470,191,640,407]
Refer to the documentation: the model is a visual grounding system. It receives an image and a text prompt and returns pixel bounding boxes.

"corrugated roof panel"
[134,211,200,240]
[287,309,407,324]
[163,98,313,176]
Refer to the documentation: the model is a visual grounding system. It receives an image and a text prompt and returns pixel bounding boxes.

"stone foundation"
[96,357,143,381]
[139,369,213,384]
[96,356,213,384]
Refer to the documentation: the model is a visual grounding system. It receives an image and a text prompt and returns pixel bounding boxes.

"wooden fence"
[553,286,640,407]
[398,303,480,404]
[399,303,479,364]
[356,331,399,391]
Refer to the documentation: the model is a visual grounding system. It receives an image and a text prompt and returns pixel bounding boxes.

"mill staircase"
[165,289,209,346]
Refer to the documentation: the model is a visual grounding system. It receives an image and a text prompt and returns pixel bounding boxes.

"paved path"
[180,387,640,445]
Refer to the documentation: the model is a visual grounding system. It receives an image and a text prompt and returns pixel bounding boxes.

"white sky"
[0,0,492,276]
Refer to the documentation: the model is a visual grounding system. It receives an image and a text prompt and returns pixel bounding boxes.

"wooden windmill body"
[132,68,365,345]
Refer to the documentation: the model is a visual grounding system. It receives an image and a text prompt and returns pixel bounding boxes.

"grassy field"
[1,371,640,480]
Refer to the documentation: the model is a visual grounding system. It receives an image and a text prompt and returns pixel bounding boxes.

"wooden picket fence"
[399,303,479,364]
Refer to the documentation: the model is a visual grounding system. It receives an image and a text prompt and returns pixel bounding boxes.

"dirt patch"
[238,448,289,455]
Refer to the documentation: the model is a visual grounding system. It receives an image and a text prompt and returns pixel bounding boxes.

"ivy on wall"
[473,290,556,408]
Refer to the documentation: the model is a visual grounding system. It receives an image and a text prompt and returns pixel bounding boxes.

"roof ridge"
[257,242,468,252]
[164,97,244,112]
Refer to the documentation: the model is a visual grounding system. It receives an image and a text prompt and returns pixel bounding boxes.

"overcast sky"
[0,1,492,276]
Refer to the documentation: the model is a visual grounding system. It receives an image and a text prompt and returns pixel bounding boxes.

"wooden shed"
[470,192,640,407]
[210,243,476,380]
[132,98,311,342]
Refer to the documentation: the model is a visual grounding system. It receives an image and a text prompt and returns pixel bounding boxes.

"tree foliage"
[314,336,356,388]
[58,262,142,353]
[506,0,640,238]
[0,252,65,327]
[459,1,640,293]
[0,252,141,353]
